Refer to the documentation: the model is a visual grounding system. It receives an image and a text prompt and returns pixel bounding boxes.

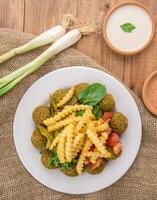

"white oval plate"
[13,66,142,194]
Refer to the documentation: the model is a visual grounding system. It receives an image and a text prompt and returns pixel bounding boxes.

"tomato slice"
[103,112,112,122]
[106,132,120,147]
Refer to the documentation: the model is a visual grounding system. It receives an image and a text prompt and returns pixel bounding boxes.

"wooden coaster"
[103,2,156,55]
[142,70,157,116]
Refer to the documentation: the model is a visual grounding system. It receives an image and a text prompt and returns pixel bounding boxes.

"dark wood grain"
[0,0,156,97]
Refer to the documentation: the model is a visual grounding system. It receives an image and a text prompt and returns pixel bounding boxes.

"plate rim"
[13,66,142,194]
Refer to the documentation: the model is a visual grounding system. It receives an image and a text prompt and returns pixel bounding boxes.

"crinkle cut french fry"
[65,124,75,161]
[76,108,94,131]
[47,114,79,132]
[49,133,61,150]
[57,130,67,163]
[76,138,92,174]
[56,86,75,108]
[94,122,109,132]
[86,127,109,157]
[44,105,92,126]
[72,132,85,157]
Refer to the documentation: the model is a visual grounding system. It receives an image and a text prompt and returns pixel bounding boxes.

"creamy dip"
[106,4,153,52]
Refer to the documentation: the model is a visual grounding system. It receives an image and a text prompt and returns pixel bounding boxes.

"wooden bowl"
[142,70,157,116]
[103,1,156,55]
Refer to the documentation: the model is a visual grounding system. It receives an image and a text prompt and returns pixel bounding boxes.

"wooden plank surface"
[0,0,157,97]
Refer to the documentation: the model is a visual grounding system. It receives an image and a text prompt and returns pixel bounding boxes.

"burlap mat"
[0,28,157,200]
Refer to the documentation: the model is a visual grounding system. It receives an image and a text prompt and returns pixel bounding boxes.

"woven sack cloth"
[0,28,157,200]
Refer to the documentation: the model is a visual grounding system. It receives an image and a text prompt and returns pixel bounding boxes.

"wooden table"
[0,0,156,97]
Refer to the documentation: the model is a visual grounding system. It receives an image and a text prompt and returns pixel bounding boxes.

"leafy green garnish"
[48,151,59,167]
[78,83,107,106]
[120,23,136,33]
[60,159,78,169]
[92,106,102,120]
[76,110,85,116]
[76,106,102,119]
[48,151,77,169]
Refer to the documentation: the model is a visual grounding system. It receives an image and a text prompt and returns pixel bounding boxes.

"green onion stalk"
[0,23,97,96]
[0,14,75,64]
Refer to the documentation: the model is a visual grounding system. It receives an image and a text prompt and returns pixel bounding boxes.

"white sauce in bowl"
[106,4,153,52]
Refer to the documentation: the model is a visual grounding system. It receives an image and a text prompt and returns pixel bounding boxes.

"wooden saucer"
[142,70,157,116]
[103,1,156,55]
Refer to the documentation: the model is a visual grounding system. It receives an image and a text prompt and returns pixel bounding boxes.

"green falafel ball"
[106,146,122,160]
[60,166,78,177]
[52,89,67,104]
[74,83,89,97]
[109,112,128,135]
[99,93,115,112]
[41,150,56,169]
[86,159,106,175]
[32,105,50,125]
[31,129,47,149]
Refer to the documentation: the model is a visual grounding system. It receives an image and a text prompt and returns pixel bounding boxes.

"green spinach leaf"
[78,83,107,106]
[60,158,78,169]
[48,151,60,167]
[92,105,102,120]
[120,23,136,33]
[48,151,77,169]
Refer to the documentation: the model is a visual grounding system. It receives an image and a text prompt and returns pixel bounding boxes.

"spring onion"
[0,23,97,96]
[0,14,75,64]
